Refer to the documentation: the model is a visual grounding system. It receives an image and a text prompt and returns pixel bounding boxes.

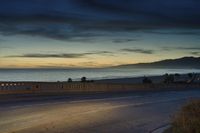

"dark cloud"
[89,51,114,55]
[0,0,200,41]
[162,47,200,56]
[178,47,200,50]
[112,39,139,43]
[0,21,103,41]
[38,61,112,68]
[146,30,200,36]
[6,51,114,58]
[120,48,154,54]
[162,46,200,51]
[8,53,86,58]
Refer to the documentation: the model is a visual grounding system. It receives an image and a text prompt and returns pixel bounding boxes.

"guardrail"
[0,82,199,95]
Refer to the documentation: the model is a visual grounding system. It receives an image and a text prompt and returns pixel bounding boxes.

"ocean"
[0,68,200,82]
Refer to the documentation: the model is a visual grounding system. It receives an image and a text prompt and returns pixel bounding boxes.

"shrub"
[68,78,72,82]
[188,73,193,79]
[142,76,152,84]
[164,74,174,84]
[171,100,200,133]
[81,77,87,82]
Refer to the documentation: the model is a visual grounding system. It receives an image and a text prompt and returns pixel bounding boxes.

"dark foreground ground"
[0,90,200,133]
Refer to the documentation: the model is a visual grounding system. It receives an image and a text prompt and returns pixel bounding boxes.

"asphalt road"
[0,90,200,133]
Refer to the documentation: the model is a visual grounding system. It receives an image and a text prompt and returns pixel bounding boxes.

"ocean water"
[0,68,200,82]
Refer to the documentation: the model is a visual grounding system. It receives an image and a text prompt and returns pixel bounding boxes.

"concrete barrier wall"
[0,82,199,95]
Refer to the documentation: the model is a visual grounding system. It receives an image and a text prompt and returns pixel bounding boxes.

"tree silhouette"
[174,73,180,81]
[68,78,72,83]
[142,76,152,84]
[164,74,174,84]
[175,73,180,77]
[188,73,193,78]
[81,77,87,82]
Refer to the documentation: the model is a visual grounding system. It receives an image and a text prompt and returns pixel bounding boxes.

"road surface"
[0,90,200,133]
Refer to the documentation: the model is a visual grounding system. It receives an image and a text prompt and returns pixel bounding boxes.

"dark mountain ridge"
[114,57,200,69]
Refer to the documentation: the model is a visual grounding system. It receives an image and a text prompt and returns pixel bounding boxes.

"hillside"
[115,57,200,69]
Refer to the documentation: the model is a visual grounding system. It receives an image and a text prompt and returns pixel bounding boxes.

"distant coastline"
[0,68,200,82]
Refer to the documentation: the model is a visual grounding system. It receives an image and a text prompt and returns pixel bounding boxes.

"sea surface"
[0,68,200,81]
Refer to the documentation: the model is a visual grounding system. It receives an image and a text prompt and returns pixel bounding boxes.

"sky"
[0,0,200,68]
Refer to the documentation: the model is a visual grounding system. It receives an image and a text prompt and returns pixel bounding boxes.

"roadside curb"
[149,123,171,133]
